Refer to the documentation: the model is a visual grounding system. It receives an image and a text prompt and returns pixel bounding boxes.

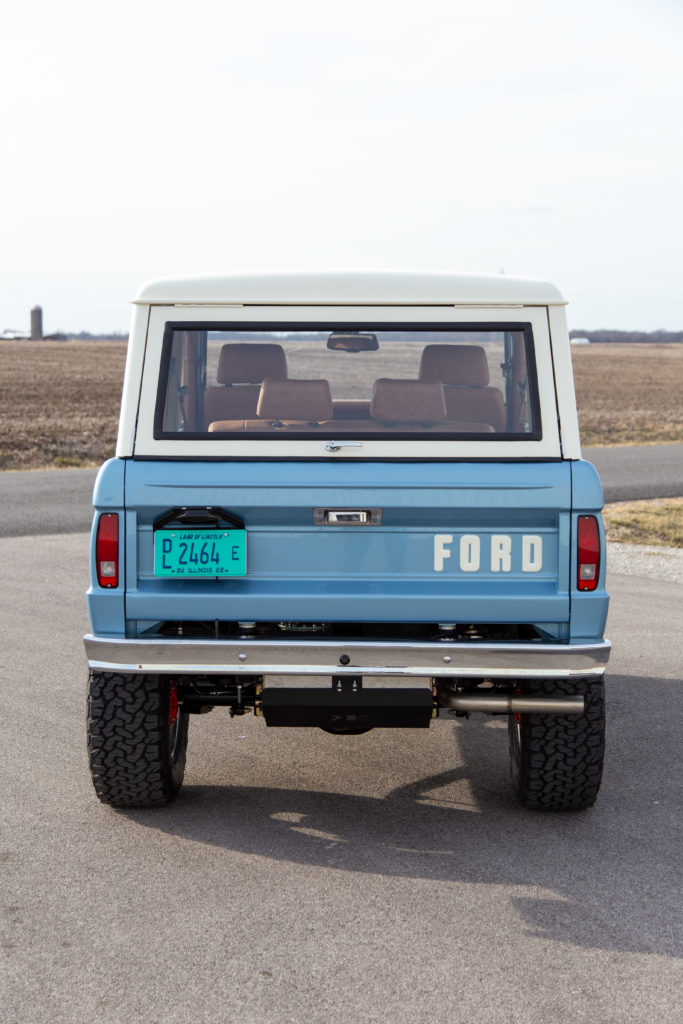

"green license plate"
[154,529,247,577]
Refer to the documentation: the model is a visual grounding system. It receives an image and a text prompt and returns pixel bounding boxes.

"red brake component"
[169,681,179,726]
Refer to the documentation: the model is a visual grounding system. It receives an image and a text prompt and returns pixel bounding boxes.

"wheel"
[87,672,189,807]
[508,678,605,811]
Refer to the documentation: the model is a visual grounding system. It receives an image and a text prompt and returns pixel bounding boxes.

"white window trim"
[127,305,562,460]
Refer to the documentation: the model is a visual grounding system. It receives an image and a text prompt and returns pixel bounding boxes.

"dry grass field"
[572,343,683,447]
[0,339,681,471]
[0,340,127,470]
[603,497,683,547]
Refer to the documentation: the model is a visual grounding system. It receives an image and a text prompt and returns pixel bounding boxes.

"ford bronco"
[85,272,610,810]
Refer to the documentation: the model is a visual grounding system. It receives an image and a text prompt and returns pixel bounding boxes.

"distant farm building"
[31,305,43,340]
[1,329,30,340]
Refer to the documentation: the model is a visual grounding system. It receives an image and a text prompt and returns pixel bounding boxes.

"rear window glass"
[155,324,540,440]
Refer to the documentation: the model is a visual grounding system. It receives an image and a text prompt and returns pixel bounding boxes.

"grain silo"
[31,305,43,340]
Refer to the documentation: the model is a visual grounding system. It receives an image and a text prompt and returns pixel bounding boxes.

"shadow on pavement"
[124,674,682,960]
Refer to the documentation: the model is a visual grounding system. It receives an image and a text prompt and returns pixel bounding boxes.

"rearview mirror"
[327,332,379,352]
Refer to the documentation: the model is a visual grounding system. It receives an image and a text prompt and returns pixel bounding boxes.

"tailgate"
[123,460,571,634]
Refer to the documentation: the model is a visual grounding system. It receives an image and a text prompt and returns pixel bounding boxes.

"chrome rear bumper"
[84,635,610,679]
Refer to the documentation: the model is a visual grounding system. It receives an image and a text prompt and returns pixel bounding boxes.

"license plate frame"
[154,528,247,578]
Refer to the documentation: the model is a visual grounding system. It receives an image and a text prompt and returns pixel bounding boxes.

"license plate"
[154,529,246,577]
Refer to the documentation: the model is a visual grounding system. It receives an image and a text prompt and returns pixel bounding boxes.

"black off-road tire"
[87,671,189,807]
[508,678,605,811]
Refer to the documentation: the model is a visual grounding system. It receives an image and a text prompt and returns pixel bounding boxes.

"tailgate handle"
[329,510,367,524]
[313,508,382,526]
[324,440,363,452]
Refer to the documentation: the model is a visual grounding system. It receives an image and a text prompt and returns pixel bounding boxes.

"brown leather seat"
[370,379,447,424]
[256,378,333,425]
[203,343,287,427]
[419,344,506,431]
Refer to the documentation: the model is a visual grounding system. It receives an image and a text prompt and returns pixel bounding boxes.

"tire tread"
[509,678,605,812]
[87,671,187,808]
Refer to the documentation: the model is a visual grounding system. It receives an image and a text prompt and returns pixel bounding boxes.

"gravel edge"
[607,542,683,583]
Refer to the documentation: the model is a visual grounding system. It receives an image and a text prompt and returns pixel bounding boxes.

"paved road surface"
[585,443,683,501]
[0,532,680,1023]
[1,443,682,539]
[0,467,98,537]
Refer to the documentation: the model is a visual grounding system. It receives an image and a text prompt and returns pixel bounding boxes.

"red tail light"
[577,515,600,591]
[96,513,119,588]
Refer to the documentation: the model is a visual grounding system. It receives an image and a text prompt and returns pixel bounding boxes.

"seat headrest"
[370,379,446,422]
[419,345,490,386]
[257,379,333,422]
[217,343,287,384]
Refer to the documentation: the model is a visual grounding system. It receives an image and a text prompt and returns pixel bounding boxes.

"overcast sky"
[2,0,682,334]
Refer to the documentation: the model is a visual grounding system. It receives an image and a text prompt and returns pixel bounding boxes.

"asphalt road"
[585,443,683,501]
[0,532,680,1023]
[1,443,682,539]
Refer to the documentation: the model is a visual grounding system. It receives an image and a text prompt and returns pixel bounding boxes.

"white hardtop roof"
[133,271,565,307]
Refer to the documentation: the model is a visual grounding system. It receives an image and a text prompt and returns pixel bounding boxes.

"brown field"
[572,343,683,447]
[0,339,681,471]
[0,340,127,470]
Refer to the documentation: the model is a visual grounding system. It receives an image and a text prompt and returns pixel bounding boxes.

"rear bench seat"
[208,378,493,433]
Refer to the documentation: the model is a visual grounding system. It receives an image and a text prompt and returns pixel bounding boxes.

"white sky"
[1,0,682,333]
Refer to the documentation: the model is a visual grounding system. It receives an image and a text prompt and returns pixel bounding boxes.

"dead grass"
[603,497,683,548]
[0,340,127,470]
[572,343,683,446]
[0,338,681,469]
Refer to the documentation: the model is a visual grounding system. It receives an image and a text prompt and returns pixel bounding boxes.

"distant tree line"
[76,329,681,344]
[68,331,129,341]
[569,329,683,344]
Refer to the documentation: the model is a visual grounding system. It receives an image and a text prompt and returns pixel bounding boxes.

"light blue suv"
[85,272,610,810]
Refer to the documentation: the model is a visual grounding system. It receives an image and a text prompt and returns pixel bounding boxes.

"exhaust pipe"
[446,695,585,714]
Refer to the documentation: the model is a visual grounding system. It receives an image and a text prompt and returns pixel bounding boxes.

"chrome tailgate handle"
[328,510,367,524]
[324,440,363,452]
[313,508,382,526]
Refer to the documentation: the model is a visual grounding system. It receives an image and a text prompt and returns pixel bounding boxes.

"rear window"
[155,323,540,440]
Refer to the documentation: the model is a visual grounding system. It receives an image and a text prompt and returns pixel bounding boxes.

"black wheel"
[508,678,605,811]
[87,672,189,807]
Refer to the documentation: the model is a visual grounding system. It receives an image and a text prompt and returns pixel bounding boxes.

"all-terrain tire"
[87,671,189,807]
[508,678,605,811]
